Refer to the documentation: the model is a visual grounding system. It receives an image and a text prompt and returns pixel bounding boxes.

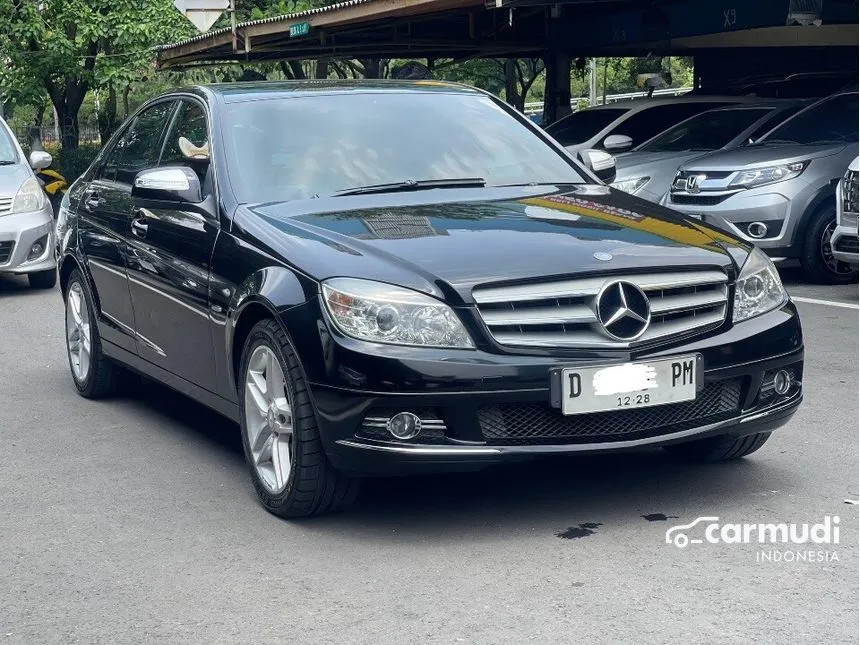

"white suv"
[831,156,859,267]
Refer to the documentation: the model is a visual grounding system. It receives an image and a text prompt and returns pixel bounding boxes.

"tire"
[238,319,360,518]
[664,432,772,463]
[801,204,858,284]
[28,268,57,289]
[64,269,122,398]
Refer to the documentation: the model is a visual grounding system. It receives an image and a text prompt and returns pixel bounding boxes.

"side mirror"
[578,149,617,184]
[132,166,202,204]
[602,134,633,152]
[29,150,52,170]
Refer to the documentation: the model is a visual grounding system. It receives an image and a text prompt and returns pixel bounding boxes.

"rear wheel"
[801,205,858,284]
[64,270,121,398]
[238,319,360,517]
[28,268,57,289]
[664,432,772,463]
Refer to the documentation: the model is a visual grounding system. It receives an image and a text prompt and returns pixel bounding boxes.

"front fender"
[221,265,314,396]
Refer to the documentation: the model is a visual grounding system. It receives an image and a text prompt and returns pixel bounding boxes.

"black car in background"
[56,81,803,517]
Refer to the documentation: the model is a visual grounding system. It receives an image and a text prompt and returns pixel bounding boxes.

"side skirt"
[101,340,241,423]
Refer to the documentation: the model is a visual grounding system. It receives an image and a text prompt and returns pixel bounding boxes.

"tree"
[0,0,192,149]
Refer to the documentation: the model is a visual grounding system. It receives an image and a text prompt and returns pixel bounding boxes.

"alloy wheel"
[66,282,91,383]
[244,345,294,494]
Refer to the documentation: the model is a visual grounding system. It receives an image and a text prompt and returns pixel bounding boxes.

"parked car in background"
[665,91,859,284]
[56,81,804,517]
[831,155,859,267]
[611,100,809,201]
[544,96,742,155]
[0,116,57,289]
[689,71,857,99]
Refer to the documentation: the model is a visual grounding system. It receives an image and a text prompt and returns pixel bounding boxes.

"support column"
[542,51,571,125]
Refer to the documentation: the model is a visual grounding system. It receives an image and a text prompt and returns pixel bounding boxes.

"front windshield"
[760,93,859,145]
[639,107,771,152]
[544,108,626,146]
[0,124,18,164]
[223,92,585,203]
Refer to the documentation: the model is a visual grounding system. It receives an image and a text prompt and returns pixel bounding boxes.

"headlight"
[728,161,808,189]
[733,247,788,323]
[9,176,47,215]
[321,278,474,348]
[611,176,650,194]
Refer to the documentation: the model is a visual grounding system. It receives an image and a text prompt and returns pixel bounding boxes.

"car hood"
[678,142,849,172]
[246,185,745,303]
[0,163,29,198]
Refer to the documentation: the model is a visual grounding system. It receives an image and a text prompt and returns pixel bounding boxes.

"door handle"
[131,212,149,238]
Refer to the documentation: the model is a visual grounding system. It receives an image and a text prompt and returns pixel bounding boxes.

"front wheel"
[238,319,360,518]
[664,432,772,463]
[801,205,858,284]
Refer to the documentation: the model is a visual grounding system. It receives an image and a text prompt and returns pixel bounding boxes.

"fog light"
[773,369,791,395]
[27,234,48,261]
[387,412,422,440]
[747,222,768,239]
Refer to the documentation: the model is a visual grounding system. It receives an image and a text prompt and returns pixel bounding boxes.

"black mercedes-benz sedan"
[55,81,803,517]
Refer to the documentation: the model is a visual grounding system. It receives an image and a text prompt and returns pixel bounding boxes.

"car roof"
[581,94,756,113]
[193,79,484,103]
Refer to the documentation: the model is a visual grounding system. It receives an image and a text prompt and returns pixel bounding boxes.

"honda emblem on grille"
[595,281,651,341]
[686,174,705,193]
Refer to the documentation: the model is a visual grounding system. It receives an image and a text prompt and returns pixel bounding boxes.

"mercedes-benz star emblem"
[595,281,651,341]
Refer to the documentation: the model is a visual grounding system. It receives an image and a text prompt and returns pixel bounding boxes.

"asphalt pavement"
[0,271,857,644]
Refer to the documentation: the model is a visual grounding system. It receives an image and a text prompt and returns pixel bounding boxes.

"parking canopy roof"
[155,0,858,69]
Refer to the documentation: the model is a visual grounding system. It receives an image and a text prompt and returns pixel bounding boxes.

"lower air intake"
[478,380,742,445]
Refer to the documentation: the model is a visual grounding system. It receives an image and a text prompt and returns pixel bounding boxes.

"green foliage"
[0,0,195,147]
[55,145,102,183]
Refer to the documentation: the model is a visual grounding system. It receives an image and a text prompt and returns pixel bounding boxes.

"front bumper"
[663,189,796,256]
[831,220,858,266]
[302,303,804,475]
[0,206,57,274]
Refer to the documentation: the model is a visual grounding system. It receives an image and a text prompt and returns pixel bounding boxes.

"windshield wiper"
[331,177,486,197]
[0,160,16,166]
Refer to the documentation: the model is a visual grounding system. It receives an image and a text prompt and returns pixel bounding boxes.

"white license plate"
[560,355,698,415]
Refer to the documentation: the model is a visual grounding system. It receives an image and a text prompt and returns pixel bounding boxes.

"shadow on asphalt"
[128,377,790,536]
[0,273,56,299]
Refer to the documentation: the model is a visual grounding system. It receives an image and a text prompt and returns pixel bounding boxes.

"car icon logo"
[593,251,613,261]
[665,516,720,548]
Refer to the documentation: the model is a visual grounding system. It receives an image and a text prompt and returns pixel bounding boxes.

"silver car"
[831,155,859,267]
[544,95,744,155]
[611,101,809,202]
[0,117,57,289]
[664,92,859,284]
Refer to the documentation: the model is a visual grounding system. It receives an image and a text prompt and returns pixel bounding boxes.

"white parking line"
[792,296,859,310]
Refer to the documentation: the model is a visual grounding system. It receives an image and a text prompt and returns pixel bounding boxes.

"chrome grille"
[473,270,729,348]
[0,197,12,215]
[842,169,858,218]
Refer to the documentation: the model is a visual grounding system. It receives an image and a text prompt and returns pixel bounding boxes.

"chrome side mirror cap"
[578,149,617,184]
[132,166,203,204]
